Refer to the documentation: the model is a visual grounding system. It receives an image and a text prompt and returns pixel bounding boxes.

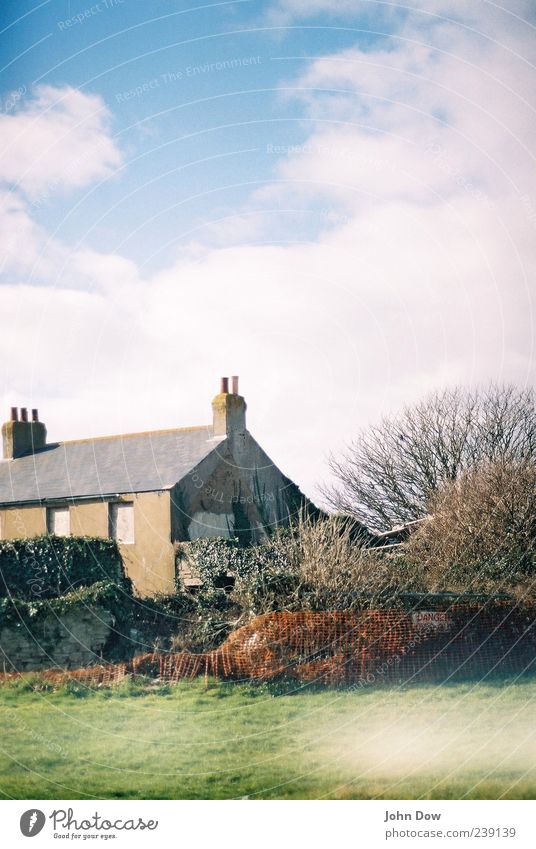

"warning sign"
[412,611,453,632]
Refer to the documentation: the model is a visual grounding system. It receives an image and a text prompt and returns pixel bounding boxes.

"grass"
[0,675,535,799]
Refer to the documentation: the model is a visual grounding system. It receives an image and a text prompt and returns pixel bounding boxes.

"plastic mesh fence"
[2,604,535,688]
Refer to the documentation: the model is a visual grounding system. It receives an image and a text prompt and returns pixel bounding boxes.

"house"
[0,378,311,595]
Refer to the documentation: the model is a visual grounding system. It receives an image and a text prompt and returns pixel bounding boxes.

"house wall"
[70,500,108,537]
[0,491,175,598]
[119,491,175,597]
[1,506,46,538]
[171,432,311,549]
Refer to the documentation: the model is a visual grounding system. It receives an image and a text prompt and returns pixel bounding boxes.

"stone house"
[0,378,310,595]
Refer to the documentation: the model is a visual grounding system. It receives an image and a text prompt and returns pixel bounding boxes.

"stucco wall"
[171,432,310,546]
[70,500,108,537]
[1,506,46,538]
[0,492,175,598]
[118,491,175,596]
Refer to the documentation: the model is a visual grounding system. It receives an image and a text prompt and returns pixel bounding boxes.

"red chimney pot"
[220,377,229,394]
[20,407,28,423]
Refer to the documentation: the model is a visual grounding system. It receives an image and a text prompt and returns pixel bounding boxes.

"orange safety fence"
[1,604,535,688]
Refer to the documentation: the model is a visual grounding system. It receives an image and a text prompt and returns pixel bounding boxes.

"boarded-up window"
[47,506,71,536]
[109,503,135,544]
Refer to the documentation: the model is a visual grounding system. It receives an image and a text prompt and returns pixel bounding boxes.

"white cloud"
[0,12,535,503]
[267,0,536,35]
[0,189,532,501]
[0,85,122,199]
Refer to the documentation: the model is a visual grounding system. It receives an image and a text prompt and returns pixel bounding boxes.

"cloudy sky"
[0,0,535,501]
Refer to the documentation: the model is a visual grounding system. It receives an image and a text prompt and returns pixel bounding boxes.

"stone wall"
[0,606,113,672]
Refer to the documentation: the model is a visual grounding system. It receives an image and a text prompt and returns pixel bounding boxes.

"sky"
[0,0,535,502]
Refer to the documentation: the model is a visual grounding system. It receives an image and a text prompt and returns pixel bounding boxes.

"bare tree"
[405,460,536,596]
[324,385,536,531]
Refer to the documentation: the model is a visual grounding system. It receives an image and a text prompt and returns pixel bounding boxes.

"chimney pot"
[212,381,246,437]
[2,407,47,459]
[231,376,239,395]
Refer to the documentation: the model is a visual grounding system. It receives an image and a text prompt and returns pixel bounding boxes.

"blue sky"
[1,1,535,500]
[1,0,390,266]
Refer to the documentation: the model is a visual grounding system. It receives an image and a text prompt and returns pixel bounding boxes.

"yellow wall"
[118,491,175,597]
[1,506,46,538]
[70,501,108,537]
[0,491,175,598]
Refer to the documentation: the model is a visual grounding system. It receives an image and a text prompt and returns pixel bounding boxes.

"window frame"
[46,505,71,537]
[108,501,135,545]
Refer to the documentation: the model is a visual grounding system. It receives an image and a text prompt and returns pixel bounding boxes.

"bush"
[178,515,421,620]
[0,535,127,600]
[406,460,536,595]
[0,580,132,631]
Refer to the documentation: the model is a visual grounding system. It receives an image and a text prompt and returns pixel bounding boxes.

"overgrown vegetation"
[0,535,127,599]
[406,460,536,597]
[0,386,534,661]
[170,516,422,650]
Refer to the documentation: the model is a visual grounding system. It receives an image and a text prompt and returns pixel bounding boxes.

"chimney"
[212,376,247,437]
[2,407,47,459]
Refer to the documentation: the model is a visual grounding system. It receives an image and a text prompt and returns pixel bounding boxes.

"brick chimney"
[212,376,247,437]
[2,407,47,459]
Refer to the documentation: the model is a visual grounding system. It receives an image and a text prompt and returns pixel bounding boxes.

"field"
[0,676,535,800]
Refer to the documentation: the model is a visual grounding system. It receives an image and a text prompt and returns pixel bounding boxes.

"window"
[47,506,70,536]
[109,502,135,544]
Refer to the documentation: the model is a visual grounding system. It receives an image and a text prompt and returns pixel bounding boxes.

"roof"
[0,426,226,505]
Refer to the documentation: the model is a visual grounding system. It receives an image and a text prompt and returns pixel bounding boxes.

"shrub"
[0,580,132,631]
[178,515,421,619]
[406,460,536,595]
[0,535,127,600]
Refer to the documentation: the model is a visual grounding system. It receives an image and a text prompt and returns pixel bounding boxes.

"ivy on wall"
[0,535,128,600]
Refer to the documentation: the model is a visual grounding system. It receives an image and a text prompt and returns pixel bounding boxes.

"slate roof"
[0,426,226,505]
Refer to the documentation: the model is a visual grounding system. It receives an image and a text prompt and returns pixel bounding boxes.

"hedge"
[0,580,129,630]
[0,536,128,600]
[0,580,199,660]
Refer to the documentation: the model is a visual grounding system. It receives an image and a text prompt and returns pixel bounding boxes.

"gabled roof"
[0,426,226,505]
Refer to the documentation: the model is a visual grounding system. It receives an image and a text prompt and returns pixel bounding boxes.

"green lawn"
[1,675,535,799]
